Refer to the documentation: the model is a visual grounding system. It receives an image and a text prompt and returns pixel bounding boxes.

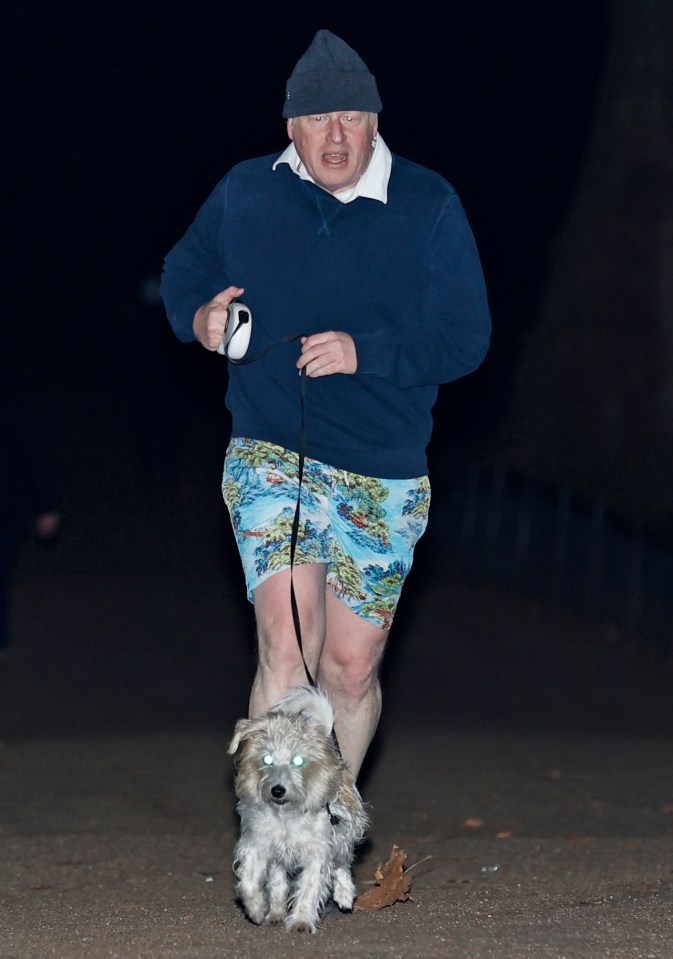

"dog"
[227,684,368,933]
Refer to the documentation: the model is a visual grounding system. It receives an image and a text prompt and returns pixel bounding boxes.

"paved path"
[2,392,673,957]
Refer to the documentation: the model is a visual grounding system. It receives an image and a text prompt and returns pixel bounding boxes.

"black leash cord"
[286,368,343,760]
[288,365,316,689]
[228,324,343,758]
[229,330,316,689]
[226,331,305,367]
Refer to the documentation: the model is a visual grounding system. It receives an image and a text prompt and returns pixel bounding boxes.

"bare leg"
[250,569,389,777]
[249,564,327,717]
[316,591,389,779]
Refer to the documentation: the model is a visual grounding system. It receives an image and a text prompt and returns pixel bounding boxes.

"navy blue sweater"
[161,152,491,478]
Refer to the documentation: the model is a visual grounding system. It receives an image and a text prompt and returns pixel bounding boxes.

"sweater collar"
[272,134,391,204]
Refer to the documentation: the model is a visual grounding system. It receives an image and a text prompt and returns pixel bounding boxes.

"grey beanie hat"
[282,29,382,119]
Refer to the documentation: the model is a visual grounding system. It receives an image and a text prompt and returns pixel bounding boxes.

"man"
[161,29,491,779]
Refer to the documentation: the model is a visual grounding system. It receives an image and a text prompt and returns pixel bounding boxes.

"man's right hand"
[193,286,245,351]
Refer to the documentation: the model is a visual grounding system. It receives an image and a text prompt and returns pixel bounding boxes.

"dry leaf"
[463,817,484,829]
[354,844,412,911]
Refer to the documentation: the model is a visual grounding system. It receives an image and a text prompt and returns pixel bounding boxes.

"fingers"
[193,286,245,350]
[297,331,357,376]
[211,286,245,310]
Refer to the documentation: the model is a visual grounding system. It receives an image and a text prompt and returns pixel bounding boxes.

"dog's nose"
[271,784,286,799]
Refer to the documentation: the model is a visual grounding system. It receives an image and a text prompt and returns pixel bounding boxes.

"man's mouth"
[323,152,348,166]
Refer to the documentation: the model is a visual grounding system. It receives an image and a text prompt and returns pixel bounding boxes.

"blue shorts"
[221,438,431,630]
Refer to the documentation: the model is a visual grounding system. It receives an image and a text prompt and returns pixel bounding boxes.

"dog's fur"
[228,685,368,933]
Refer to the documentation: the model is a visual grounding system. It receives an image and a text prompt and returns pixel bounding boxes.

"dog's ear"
[228,717,253,756]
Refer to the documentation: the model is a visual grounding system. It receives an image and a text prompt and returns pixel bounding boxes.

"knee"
[255,606,323,672]
[319,641,385,702]
[256,628,303,674]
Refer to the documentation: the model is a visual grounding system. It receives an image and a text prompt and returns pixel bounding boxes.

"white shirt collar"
[272,133,391,204]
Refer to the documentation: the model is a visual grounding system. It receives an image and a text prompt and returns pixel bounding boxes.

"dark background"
[6,0,609,447]
[8,0,673,641]
[5,19,673,955]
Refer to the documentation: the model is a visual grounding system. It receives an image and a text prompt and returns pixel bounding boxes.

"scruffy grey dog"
[227,685,368,933]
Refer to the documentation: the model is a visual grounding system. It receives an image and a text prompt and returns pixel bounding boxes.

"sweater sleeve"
[353,194,491,388]
[160,178,231,343]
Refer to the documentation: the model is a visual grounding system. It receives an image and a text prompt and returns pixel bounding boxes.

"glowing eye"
[262,754,274,766]
[291,755,305,767]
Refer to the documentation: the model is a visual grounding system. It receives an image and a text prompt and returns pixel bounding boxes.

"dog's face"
[229,711,343,813]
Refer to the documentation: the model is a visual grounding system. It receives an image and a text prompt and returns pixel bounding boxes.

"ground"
[2,383,673,958]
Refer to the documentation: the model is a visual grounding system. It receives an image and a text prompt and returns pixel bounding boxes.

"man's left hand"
[296,331,357,377]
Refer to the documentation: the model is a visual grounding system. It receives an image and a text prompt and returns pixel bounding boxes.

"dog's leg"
[235,844,270,926]
[332,865,356,910]
[265,861,289,925]
[285,857,329,933]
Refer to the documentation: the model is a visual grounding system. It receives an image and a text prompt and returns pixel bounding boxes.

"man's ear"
[286,118,294,141]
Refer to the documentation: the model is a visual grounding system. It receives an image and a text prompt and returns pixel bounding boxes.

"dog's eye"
[262,754,274,766]
[291,755,305,767]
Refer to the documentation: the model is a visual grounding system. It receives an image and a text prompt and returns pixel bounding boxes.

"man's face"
[287,111,378,194]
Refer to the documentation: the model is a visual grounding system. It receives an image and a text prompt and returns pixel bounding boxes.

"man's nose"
[326,118,344,142]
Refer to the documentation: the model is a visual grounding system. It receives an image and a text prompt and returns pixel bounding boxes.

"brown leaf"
[354,844,413,911]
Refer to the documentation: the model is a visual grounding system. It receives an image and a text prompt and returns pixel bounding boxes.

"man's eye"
[262,754,274,766]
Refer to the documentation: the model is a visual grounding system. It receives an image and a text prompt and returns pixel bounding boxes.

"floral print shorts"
[221,438,431,630]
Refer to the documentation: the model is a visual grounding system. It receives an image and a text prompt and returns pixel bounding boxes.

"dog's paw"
[245,911,267,926]
[332,869,356,910]
[242,902,268,926]
[263,910,286,926]
[331,893,354,911]
[286,914,318,934]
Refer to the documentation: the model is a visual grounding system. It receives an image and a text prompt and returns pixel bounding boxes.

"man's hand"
[193,286,245,351]
[296,331,357,377]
